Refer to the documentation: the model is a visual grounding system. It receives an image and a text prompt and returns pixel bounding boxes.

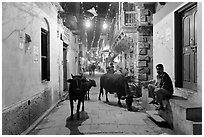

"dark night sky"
[60,2,117,51]
[82,2,113,50]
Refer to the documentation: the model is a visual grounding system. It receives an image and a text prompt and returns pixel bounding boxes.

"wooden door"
[182,4,197,90]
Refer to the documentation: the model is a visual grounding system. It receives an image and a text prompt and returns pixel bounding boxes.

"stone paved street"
[28,72,176,135]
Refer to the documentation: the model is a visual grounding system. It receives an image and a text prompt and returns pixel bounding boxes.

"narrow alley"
[27,71,175,135]
[2,2,202,135]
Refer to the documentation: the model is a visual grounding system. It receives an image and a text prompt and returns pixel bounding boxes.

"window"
[41,28,50,81]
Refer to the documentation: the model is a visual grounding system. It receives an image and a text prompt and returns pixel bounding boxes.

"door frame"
[174,2,197,90]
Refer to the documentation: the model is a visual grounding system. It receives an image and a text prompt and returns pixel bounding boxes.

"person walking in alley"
[109,63,115,73]
[91,63,96,75]
[141,64,174,110]
[106,63,115,73]
[88,64,92,75]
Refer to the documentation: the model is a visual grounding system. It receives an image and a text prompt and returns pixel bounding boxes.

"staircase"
[141,87,202,135]
[168,97,202,135]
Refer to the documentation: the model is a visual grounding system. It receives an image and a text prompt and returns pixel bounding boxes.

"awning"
[112,32,134,53]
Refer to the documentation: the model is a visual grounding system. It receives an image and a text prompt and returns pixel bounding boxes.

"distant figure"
[98,66,101,72]
[115,67,128,76]
[91,64,96,75]
[109,63,115,73]
[88,64,92,75]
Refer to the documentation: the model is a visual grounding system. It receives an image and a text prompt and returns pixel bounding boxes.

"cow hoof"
[128,108,132,111]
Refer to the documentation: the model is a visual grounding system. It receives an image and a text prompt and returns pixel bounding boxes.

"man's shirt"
[156,72,174,94]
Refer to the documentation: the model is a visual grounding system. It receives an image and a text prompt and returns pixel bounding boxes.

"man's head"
[156,64,164,74]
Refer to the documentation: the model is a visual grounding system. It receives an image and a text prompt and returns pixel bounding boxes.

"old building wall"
[136,5,153,81]
[153,2,202,105]
[2,2,63,134]
[67,34,80,78]
[153,13,175,80]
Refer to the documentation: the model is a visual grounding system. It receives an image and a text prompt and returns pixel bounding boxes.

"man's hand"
[140,79,156,87]
[140,81,149,88]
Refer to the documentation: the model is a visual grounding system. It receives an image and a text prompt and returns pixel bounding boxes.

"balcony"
[124,11,138,26]
[122,11,139,33]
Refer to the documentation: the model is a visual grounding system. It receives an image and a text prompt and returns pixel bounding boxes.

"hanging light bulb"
[103,22,108,30]
[85,20,91,28]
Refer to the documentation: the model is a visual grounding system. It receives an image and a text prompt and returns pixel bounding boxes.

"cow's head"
[128,82,142,98]
[90,79,96,87]
[67,74,84,93]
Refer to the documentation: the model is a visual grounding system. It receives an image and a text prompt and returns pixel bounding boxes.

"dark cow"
[82,79,96,100]
[98,73,134,111]
[67,74,86,120]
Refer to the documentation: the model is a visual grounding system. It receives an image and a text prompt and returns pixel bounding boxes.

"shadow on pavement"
[104,101,140,112]
[65,111,89,135]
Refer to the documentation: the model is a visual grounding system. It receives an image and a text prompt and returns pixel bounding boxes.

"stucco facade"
[153,2,202,134]
[2,2,80,134]
[153,2,202,105]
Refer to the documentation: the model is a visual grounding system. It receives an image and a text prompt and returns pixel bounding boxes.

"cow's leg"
[85,92,87,100]
[82,98,85,111]
[88,90,90,100]
[117,96,123,107]
[118,99,122,107]
[70,99,74,120]
[105,90,109,103]
[98,87,103,100]
[77,100,81,119]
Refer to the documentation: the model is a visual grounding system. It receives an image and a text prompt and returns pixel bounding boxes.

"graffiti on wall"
[155,27,172,48]
[33,46,39,63]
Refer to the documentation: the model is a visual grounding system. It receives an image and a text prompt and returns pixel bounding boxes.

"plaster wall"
[2,2,63,134]
[2,2,62,108]
[153,13,175,81]
[67,34,79,78]
[153,2,202,104]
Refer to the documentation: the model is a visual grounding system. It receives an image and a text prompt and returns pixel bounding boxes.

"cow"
[67,74,86,120]
[82,79,97,100]
[98,73,134,111]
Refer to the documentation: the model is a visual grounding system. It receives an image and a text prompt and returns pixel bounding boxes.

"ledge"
[169,96,201,109]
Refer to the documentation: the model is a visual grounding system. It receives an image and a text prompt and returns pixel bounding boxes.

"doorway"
[63,43,68,91]
[175,3,197,91]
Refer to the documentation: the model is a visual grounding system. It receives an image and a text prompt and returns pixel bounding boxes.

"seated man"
[142,64,174,110]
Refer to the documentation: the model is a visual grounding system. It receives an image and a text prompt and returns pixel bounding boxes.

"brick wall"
[136,5,153,81]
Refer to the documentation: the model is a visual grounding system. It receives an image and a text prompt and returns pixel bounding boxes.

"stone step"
[192,122,202,135]
[146,110,165,123]
[169,96,202,134]
[169,97,202,122]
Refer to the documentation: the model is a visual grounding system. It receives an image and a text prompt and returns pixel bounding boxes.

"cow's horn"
[80,73,83,77]
[71,74,74,78]
[121,96,126,100]
[132,95,137,98]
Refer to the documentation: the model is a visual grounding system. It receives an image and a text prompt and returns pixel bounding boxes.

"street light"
[102,22,108,30]
[85,20,91,28]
